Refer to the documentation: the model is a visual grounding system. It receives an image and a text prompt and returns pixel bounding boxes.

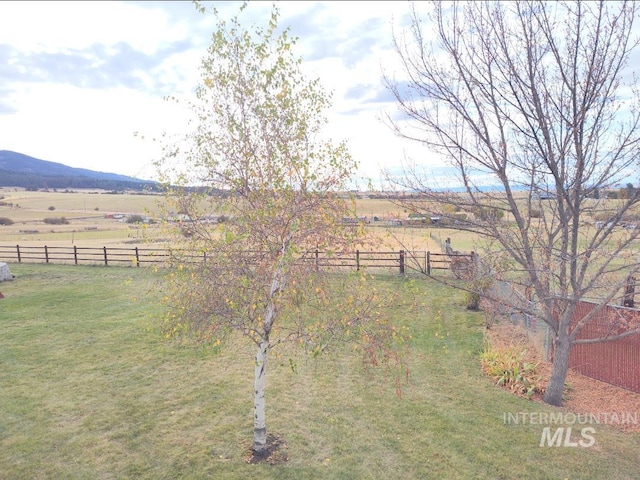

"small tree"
[384,0,640,406]
[126,214,145,224]
[158,4,403,457]
[43,217,69,225]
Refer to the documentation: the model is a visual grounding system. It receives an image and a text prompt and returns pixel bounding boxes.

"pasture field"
[0,188,171,248]
[0,264,638,479]
[0,188,479,253]
[0,187,165,213]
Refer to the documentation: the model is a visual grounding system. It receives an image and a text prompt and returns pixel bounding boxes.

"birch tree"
[384,0,640,406]
[158,4,403,457]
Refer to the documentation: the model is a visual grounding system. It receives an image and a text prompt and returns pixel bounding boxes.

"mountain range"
[0,150,158,191]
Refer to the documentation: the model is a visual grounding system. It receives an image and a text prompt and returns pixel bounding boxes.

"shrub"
[480,342,542,399]
[475,206,505,222]
[43,217,69,225]
[452,212,468,222]
[463,277,493,311]
[126,214,145,224]
[442,203,461,214]
[0,217,13,226]
[594,210,640,223]
[48,206,55,211]
[464,291,481,310]
[594,211,615,222]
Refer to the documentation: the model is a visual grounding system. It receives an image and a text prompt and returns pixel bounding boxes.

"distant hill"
[0,150,159,191]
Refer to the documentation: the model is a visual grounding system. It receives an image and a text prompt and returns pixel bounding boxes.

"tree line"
[0,169,160,192]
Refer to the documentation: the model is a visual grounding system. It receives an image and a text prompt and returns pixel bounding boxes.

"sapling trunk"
[253,339,269,454]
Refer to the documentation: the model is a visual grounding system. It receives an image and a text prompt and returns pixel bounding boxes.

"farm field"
[0,188,168,248]
[0,187,479,253]
[0,264,638,479]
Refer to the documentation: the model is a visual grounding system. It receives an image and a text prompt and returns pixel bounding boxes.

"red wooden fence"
[568,301,640,393]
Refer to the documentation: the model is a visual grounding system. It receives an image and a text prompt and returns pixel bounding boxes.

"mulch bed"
[485,321,640,433]
[244,433,289,465]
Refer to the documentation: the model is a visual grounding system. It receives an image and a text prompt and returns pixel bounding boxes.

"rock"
[0,262,13,282]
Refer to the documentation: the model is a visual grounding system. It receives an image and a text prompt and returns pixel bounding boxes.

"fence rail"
[0,244,470,275]
[0,245,170,267]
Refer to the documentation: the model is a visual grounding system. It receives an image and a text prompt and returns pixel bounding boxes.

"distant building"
[407,213,428,225]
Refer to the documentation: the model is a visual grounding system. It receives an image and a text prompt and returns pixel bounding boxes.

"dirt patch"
[244,433,289,465]
[484,321,640,433]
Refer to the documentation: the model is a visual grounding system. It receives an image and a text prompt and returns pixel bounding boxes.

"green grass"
[0,264,638,479]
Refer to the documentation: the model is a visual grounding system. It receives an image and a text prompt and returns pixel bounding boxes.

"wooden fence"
[508,295,640,394]
[0,244,469,276]
[567,301,640,393]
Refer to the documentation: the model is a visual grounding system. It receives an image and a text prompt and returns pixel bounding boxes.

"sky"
[0,1,433,186]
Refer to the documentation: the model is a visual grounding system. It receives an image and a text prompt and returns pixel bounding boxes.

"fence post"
[471,251,477,280]
[315,249,319,272]
[399,250,405,275]
[45,245,49,264]
[16,244,21,263]
[74,245,78,265]
[356,250,360,271]
[427,251,431,275]
[103,246,108,266]
[623,275,636,307]
[135,247,140,267]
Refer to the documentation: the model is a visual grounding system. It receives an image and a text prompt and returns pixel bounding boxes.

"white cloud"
[0,1,439,184]
[0,1,188,54]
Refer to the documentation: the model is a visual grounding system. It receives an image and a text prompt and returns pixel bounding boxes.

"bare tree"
[384,0,640,406]
[157,4,404,457]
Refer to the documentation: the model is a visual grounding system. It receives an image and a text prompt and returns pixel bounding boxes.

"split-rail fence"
[0,244,472,276]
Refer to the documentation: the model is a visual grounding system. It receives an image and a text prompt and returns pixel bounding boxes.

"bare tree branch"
[383,0,640,406]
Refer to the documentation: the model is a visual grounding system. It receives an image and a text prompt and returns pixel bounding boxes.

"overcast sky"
[0,0,435,186]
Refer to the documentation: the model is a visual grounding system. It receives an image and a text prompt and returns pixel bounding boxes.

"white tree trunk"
[252,264,283,454]
[253,340,269,454]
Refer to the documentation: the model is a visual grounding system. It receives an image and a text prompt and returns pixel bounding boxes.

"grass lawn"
[0,264,638,479]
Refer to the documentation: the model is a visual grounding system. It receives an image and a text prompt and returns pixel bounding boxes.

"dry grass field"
[0,187,168,248]
[0,187,479,254]
[3,186,635,250]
